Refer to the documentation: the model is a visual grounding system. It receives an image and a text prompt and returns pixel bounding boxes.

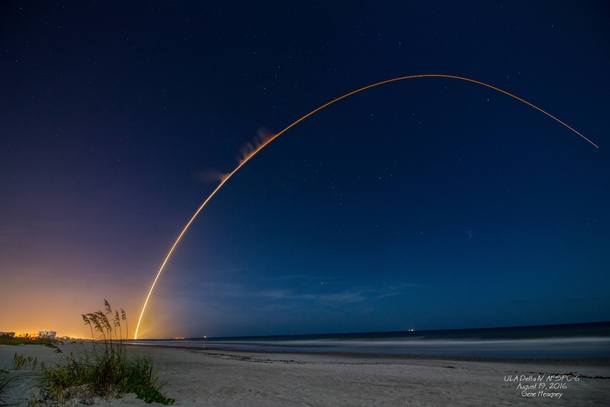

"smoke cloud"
[237,127,275,164]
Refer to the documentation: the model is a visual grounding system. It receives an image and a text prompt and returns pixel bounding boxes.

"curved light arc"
[133,73,598,339]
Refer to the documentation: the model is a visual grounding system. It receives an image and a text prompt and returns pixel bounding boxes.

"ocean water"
[132,321,610,359]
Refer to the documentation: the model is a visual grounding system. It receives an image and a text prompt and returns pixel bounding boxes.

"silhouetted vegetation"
[0,337,58,346]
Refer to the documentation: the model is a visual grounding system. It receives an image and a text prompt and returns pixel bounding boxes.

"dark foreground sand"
[1,343,609,406]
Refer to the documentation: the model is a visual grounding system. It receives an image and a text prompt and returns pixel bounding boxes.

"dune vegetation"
[27,300,174,405]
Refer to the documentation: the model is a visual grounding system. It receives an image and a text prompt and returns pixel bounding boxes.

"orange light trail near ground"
[133,74,598,339]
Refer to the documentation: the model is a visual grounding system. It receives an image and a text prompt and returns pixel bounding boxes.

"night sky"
[1,1,609,339]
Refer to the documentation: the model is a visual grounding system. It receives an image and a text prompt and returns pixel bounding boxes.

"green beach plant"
[12,354,39,370]
[34,300,174,405]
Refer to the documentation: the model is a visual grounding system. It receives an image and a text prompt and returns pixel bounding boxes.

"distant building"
[38,330,57,339]
[0,331,15,338]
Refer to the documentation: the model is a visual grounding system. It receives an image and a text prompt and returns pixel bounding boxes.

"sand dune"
[1,343,608,406]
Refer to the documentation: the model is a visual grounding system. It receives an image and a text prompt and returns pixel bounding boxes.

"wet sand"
[1,343,609,406]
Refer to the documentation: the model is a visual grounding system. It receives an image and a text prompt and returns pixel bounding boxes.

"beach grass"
[12,353,39,370]
[32,300,174,405]
[0,368,15,406]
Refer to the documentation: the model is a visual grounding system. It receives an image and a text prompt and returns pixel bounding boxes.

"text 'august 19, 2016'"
[505,374,580,399]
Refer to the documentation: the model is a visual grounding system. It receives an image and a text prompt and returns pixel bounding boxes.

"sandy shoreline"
[1,343,609,406]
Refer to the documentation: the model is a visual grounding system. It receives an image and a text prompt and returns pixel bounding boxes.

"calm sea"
[131,321,610,359]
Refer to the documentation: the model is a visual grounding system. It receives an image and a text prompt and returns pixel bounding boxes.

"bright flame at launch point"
[133,74,599,339]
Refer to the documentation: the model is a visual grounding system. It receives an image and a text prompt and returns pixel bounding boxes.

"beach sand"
[1,343,608,406]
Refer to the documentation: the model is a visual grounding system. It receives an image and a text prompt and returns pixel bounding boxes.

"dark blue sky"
[1,1,608,339]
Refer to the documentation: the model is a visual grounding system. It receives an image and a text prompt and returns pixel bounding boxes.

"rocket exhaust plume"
[239,128,275,164]
[133,74,598,339]
[197,129,274,184]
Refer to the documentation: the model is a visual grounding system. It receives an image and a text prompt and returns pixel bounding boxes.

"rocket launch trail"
[133,74,598,339]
